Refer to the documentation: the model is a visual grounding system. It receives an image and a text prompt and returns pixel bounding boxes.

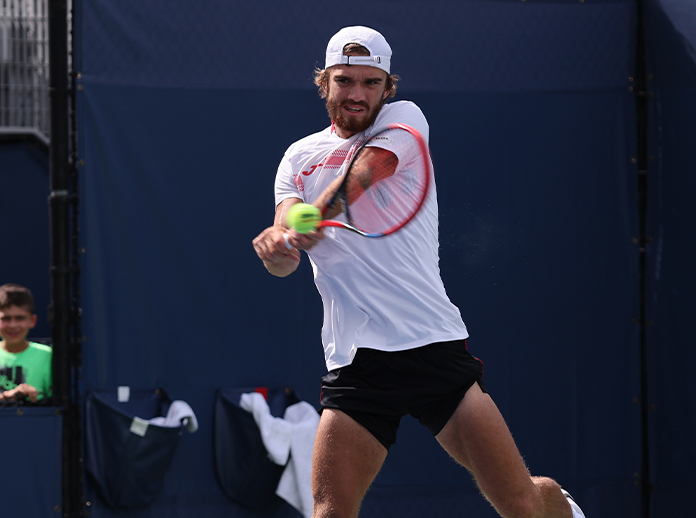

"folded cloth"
[149,400,199,433]
[240,392,319,518]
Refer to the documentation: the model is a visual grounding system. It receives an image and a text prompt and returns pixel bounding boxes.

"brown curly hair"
[314,43,399,100]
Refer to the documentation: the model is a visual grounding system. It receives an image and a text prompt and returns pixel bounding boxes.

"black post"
[48,0,82,516]
[633,1,651,517]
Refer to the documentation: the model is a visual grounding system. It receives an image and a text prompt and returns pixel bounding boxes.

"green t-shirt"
[0,342,53,400]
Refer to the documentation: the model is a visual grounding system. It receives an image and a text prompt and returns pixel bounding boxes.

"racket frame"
[319,122,431,238]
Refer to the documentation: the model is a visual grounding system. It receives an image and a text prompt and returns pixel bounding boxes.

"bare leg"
[436,383,572,518]
[311,408,388,518]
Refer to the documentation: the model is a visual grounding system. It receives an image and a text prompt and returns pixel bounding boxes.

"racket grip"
[283,232,292,250]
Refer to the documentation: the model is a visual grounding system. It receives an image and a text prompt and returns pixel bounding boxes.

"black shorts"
[320,339,485,450]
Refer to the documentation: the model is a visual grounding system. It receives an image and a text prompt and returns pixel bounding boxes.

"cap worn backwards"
[325,26,392,74]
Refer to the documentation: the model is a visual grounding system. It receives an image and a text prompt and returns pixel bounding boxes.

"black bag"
[214,386,300,510]
[84,388,183,508]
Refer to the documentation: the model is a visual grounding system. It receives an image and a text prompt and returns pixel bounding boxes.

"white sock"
[561,489,586,518]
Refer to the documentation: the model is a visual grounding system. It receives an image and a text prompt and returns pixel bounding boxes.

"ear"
[321,70,331,96]
[382,75,392,99]
[29,314,37,329]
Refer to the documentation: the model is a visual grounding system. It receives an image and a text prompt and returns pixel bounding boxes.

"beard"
[326,97,385,135]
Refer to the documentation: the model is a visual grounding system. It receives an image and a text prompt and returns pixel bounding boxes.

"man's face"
[324,62,389,139]
[0,305,37,349]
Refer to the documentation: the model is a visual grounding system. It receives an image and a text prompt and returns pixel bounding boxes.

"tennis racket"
[318,122,431,238]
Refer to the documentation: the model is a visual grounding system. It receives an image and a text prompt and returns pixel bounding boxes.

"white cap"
[325,26,392,74]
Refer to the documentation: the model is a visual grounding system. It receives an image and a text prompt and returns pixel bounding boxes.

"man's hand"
[252,225,301,277]
[253,198,327,277]
[284,227,325,252]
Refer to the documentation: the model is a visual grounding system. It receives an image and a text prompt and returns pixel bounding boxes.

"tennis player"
[252,26,585,518]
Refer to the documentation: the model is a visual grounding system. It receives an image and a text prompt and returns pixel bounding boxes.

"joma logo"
[302,163,323,176]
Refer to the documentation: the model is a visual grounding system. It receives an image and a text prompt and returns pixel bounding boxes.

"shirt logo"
[301,163,323,176]
[0,365,24,390]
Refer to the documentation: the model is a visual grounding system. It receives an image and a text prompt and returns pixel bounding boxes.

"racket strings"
[345,128,429,235]
[344,150,398,206]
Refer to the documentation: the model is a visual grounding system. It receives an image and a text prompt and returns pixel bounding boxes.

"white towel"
[240,392,293,464]
[276,401,319,518]
[240,392,319,518]
[148,400,199,433]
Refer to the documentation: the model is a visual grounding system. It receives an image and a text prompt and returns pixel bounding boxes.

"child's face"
[0,305,37,347]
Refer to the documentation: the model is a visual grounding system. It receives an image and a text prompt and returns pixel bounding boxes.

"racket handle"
[283,232,292,250]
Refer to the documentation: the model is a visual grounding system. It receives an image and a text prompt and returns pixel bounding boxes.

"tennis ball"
[286,203,321,233]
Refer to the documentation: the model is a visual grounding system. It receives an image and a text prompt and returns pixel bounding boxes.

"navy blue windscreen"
[63,0,695,516]
[0,143,51,338]
[0,409,62,516]
[643,1,696,515]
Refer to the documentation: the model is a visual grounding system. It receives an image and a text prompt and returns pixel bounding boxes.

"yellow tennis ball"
[286,203,321,233]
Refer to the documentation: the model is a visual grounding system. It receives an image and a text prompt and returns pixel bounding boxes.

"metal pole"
[48,0,82,515]
[633,1,652,517]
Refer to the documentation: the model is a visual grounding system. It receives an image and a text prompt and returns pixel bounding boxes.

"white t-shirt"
[275,101,468,371]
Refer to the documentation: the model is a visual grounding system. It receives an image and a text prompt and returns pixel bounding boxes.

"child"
[0,283,52,402]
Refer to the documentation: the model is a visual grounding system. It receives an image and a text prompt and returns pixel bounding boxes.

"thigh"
[312,408,388,518]
[435,383,540,516]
